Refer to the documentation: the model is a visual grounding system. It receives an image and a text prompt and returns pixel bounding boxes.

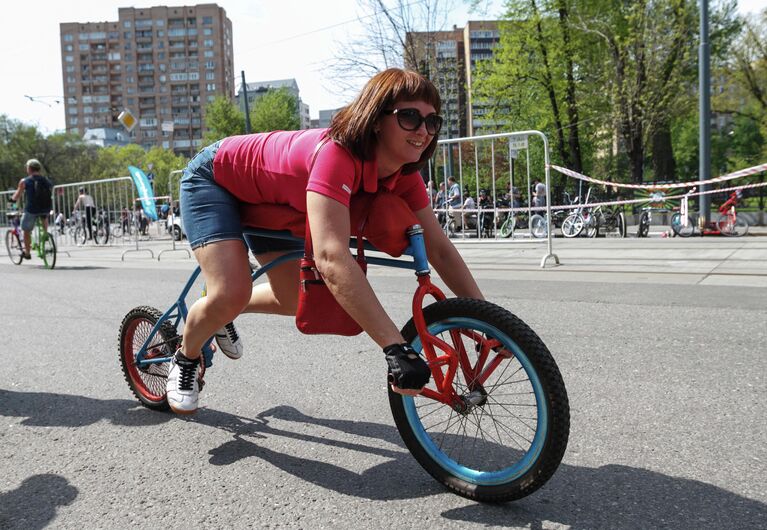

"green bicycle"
[5,210,57,269]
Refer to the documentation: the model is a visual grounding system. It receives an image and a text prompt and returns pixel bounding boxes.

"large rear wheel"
[717,214,748,237]
[40,231,56,269]
[389,298,569,503]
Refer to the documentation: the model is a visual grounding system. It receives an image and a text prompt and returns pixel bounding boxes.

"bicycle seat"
[6,211,20,218]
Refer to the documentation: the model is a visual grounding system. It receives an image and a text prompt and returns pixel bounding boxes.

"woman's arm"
[414,204,484,301]
[306,191,404,348]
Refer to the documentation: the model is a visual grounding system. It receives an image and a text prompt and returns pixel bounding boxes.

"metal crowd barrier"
[428,130,559,268]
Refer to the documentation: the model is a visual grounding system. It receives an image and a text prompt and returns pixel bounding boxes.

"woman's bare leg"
[182,239,252,359]
[242,250,300,316]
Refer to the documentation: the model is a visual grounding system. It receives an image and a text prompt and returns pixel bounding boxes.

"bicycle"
[670,189,748,238]
[5,209,57,269]
[74,208,110,245]
[118,224,570,503]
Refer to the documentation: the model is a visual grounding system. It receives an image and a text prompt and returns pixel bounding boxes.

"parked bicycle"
[118,225,570,503]
[670,189,748,238]
[5,208,56,269]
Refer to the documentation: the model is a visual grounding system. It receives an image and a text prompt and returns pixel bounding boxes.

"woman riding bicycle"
[169,68,485,415]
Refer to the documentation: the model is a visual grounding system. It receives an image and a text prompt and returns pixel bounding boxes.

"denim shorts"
[180,141,304,255]
[21,212,47,232]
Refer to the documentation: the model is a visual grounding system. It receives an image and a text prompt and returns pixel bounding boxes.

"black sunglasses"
[383,108,443,136]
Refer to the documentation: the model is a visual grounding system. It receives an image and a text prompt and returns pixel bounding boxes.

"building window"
[64,34,73,42]
[205,72,215,80]
[157,30,165,38]
[124,21,131,28]
[206,83,215,91]
[203,39,213,47]
[65,55,74,62]
[202,16,213,25]
[203,28,213,35]
[204,61,214,69]
[64,44,73,52]
[204,50,214,58]
[156,19,164,26]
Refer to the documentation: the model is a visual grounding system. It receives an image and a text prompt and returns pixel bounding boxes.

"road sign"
[509,149,519,159]
[509,135,528,150]
[118,109,137,132]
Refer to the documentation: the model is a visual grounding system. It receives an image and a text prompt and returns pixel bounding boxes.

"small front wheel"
[5,229,23,265]
[94,224,109,245]
[615,212,627,238]
[499,216,515,238]
[561,213,583,238]
[637,212,650,238]
[74,226,87,245]
[119,306,181,411]
[390,299,570,503]
[529,215,547,239]
[670,213,694,237]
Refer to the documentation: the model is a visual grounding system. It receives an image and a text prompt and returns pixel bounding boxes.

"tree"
[713,7,767,162]
[325,0,458,98]
[203,95,245,145]
[250,88,300,133]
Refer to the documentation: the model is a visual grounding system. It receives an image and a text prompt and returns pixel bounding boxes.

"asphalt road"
[1,237,765,529]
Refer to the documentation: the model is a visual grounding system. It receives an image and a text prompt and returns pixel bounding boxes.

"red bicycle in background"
[671,189,749,237]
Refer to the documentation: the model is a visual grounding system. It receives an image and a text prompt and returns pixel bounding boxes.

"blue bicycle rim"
[405,317,548,486]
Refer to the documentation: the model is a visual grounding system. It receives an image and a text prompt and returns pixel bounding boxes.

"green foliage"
[473,0,748,185]
[1,114,189,198]
[203,95,245,145]
[250,88,300,132]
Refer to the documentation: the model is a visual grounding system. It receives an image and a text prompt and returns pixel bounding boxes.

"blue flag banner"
[128,165,158,221]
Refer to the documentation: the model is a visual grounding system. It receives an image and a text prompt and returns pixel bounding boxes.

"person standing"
[447,176,461,208]
[73,187,97,240]
[11,159,53,260]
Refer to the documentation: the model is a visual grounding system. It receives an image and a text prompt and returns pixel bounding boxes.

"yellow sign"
[118,109,137,132]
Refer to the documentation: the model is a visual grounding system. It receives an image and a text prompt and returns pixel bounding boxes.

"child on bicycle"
[10,159,53,260]
[168,68,485,414]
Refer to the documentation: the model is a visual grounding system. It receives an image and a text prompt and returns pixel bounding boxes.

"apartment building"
[236,78,310,130]
[406,21,501,137]
[60,4,234,157]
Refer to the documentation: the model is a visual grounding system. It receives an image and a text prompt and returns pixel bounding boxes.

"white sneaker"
[214,322,243,360]
[166,351,200,414]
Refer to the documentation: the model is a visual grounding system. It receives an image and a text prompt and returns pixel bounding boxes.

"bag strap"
[304,136,364,261]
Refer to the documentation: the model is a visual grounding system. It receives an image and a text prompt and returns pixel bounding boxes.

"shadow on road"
[3,392,764,528]
[0,388,170,427]
[440,462,767,529]
[0,474,78,530]
[191,405,766,528]
[194,404,442,501]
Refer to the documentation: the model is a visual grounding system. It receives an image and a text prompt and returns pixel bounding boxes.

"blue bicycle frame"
[133,225,430,369]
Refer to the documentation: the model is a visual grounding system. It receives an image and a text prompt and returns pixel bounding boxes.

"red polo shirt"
[212,129,429,218]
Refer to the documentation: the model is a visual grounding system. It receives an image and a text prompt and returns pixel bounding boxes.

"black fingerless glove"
[384,343,431,390]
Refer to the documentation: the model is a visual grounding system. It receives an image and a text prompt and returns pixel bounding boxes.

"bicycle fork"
[410,270,512,413]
